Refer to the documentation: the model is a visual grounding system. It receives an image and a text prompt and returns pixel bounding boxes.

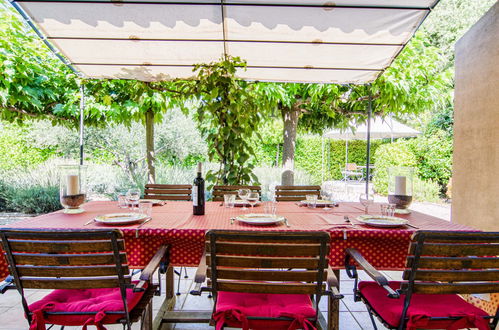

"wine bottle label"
[192,186,198,206]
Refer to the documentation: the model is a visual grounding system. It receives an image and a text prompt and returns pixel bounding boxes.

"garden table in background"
[0,201,473,329]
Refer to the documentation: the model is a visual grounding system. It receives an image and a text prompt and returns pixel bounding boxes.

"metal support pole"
[79,84,85,166]
[321,135,325,183]
[365,85,372,195]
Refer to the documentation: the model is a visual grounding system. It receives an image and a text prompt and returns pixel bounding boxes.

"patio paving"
[0,268,397,329]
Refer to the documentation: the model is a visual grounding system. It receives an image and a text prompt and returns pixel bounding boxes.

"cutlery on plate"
[284,218,290,227]
[135,217,152,238]
[83,219,95,226]
[230,217,235,225]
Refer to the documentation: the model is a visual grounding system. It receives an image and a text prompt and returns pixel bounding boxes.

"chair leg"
[176,267,182,295]
[328,293,339,330]
[367,307,378,330]
[141,302,153,330]
[183,266,189,278]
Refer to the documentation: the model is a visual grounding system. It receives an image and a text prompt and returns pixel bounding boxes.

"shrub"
[0,180,7,211]
[0,123,56,171]
[6,185,60,214]
[413,177,441,203]
[372,140,418,195]
[408,130,453,189]
[373,140,442,202]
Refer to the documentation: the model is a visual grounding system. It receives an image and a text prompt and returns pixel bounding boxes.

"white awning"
[14,0,439,83]
[323,117,421,140]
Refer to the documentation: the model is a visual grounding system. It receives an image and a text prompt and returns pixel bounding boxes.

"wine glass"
[126,188,141,211]
[247,192,259,210]
[321,183,333,210]
[359,193,375,214]
[238,188,250,211]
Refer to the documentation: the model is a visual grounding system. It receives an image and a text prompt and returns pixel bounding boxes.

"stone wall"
[452,3,498,230]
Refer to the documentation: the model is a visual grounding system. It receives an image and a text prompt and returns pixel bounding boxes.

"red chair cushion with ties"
[28,281,147,330]
[214,291,317,330]
[358,281,490,330]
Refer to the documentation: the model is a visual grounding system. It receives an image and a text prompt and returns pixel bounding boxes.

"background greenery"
[0,0,495,213]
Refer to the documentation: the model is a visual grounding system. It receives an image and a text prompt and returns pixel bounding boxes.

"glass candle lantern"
[59,165,87,214]
[387,167,414,214]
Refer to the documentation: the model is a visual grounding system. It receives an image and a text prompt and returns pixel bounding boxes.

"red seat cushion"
[214,291,317,330]
[358,281,490,330]
[28,281,147,330]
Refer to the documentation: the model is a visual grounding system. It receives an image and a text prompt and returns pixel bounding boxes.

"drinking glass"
[126,188,141,211]
[117,194,128,209]
[320,187,332,210]
[224,194,236,208]
[359,193,375,214]
[380,203,396,217]
[306,194,318,208]
[138,200,153,218]
[263,201,277,216]
[238,188,250,210]
[247,192,259,209]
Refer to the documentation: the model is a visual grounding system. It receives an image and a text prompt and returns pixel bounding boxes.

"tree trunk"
[145,109,156,184]
[281,105,300,185]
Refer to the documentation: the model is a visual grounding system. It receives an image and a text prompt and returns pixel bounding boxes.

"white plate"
[300,200,336,207]
[234,200,260,206]
[356,215,408,228]
[95,213,148,225]
[235,213,285,225]
[139,199,165,206]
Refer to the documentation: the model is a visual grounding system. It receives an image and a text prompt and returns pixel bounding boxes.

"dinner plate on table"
[234,200,260,207]
[356,215,408,228]
[94,213,148,225]
[235,213,285,226]
[139,199,165,206]
[300,200,337,207]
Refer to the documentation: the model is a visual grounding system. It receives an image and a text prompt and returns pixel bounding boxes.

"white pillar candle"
[394,176,407,195]
[67,175,80,196]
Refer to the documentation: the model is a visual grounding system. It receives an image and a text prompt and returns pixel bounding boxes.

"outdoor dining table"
[0,200,473,329]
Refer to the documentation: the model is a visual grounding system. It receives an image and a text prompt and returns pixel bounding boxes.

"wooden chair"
[275,185,321,201]
[345,230,499,330]
[341,163,363,181]
[143,184,191,295]
[144,184,192,201]
[0,228,168,330]
[191,230,343,329]
[211,185,261,202]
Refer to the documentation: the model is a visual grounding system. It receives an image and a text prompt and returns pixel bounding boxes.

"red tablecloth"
[0,201,473,281]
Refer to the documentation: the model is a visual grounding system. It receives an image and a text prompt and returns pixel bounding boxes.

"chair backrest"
[144,184,192,201]
[0,229,131,324]
[206,230,329,299]
[402,231,499,295]
[212,185,261,201]
[275,185,321,201]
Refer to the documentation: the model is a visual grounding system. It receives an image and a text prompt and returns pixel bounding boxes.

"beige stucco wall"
[452,2,499,230]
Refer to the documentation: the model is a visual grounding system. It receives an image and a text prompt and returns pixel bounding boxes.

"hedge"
[253,136,384,185]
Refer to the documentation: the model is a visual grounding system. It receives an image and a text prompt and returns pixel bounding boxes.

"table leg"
[153,266,176,330]
[328,270,340,330]
[141,301,153,330]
